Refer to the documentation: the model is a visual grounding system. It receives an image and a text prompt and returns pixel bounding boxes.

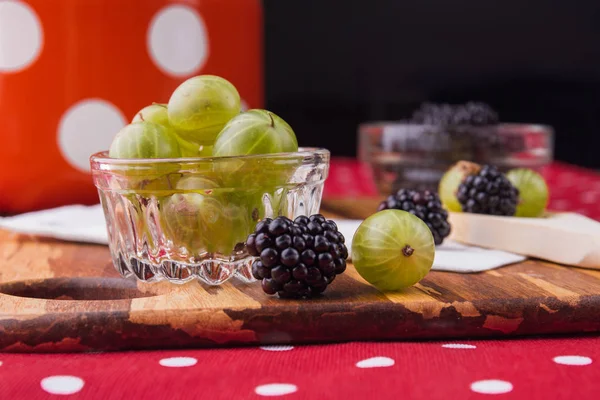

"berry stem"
[267,112,275,127]
[402,245,414,257]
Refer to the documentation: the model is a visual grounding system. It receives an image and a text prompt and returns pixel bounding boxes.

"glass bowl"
[358,122,553,195]
[90,148,330,285]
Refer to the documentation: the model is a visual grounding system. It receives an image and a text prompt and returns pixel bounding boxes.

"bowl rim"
[90,147,330,166]
[358,121,554,132]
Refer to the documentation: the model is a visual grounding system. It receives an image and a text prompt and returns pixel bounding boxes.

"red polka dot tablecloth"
[0,337,598,399]
[1,159,599,399]
[324,159,600,222]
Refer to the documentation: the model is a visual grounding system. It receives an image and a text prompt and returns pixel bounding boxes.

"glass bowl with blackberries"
[358,102,554,194]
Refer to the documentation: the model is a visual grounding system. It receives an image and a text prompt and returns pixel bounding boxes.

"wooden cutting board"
[1,197,600,353]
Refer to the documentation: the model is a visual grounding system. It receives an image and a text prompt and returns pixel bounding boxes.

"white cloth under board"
[0,205,525,273]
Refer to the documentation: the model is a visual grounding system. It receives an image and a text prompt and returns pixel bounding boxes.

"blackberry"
[460,102,499,126]
[245,214,348,298]
[410,102,499,126]
[378,189,451,245]
[407,102,514,167]
[457,165,519,216]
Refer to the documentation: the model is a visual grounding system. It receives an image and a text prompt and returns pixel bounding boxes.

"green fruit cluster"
[106,75,301,256]
[108,75,298,160]
[352,161,551,293]
[438,161,549,218]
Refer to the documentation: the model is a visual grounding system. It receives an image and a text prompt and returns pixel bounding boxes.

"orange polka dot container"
[0,0,263,214]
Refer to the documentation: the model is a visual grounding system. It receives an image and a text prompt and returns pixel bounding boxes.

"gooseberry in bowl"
[132,103,169,126]
[213,109,298,157]
[167,75,241,145]
[213,109,300,191]
[91,147,330,285]
[132,103,202,157]
[92,74,328,285]
[108,121,182,159]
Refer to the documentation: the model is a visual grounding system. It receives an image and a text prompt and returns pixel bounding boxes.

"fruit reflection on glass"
[198,145,214,157]
[161,175,219,252]
[352,210,435,290]
[161,175,255,255]
[163,194,250,255]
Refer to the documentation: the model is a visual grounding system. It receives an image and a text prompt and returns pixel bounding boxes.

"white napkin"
[335,220,525,273]
[0,204,109,245]
[0,206,525,273]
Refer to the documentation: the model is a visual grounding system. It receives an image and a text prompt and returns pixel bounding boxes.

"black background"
[263,0,600,168]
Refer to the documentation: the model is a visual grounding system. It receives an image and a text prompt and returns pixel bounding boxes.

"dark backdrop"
[264,0,600,169]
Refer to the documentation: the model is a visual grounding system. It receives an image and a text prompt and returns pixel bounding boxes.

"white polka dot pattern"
[147,5,209,77]
[159,357,198,367]
[442,343,477,349]
[255,383,298,396]
[581,192,597,204]
[356,356,395,368]
[57,99,126,172]
[260,345,294,351]
[241,99,249,111]
[0,1,43,72]
[40,376,84,395]
[551,199,571,210]
[470,379,513,394]
[553,355,592,366]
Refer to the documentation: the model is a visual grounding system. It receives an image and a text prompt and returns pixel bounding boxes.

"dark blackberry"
[411,103,454,125]
[268,218,290,236]
[457,165,519,216]
[408,102,506,164]
[280,248,300,267]
[275,234,292,250]
[292,264,308,280]
[378,189,451,245]
[255,218,272,234]
[410,102,498,126]
[260,248,279,267]
[246,234,258,256]
[254,233,272,253]
[252,261,271,279]
[271,265,291,284]
[245,215,348,298]
[293,236,306,252]
[307,221,323,235]
[261,279,279,295]
[460,102,499,126]
[294,215,310,226]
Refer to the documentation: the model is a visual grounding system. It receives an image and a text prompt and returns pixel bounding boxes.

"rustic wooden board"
[1,197,600,353]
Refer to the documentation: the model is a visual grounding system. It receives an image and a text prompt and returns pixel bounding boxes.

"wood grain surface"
[1,197,600,353]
